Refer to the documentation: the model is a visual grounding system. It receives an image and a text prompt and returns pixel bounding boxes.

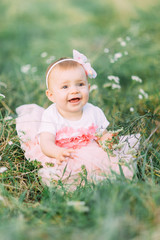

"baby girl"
[16,50,140,185]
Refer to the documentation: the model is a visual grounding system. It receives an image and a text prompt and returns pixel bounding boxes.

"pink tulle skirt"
[16,104,140,185]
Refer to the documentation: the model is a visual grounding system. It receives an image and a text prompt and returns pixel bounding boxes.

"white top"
[38,103,109,140]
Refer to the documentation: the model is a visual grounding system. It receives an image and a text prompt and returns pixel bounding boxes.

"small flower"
[138,94,143,99]
[0,93,5,99]
[0,167,7,173]
[108,75,120,84]
[110,59,115,63]
[111,84,121,89]
[120,41,126,47]
[139,88,148,99]
[130,107,134,112]
[104,48,109,53]
[67,201,89,212]
[21,64,31,74]
[131,76,142,83]
[46,56,56,64]
[114,52,122,61]
[0,156,2,161]
[90,84,98,92]
[124,51,128,55]
[126,36,131,41]
[41,52,48,58]
[8,141,13,145]
[139,88,145,95]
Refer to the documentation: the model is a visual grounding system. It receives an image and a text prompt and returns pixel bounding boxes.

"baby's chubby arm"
[40,132,75,163]
[100,130,117,141]
[97,130,119,149]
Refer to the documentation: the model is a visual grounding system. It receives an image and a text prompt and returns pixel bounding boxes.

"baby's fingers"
[64,149,74,156]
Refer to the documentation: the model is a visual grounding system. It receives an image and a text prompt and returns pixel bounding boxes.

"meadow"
[0,0,160,239]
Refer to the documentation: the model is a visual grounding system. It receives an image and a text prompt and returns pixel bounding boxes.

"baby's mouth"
[68,97,81,103]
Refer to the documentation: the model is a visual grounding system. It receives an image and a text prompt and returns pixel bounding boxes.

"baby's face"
[47,65,90,120]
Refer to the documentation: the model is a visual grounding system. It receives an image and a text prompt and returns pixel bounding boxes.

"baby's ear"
[46,89,55,102]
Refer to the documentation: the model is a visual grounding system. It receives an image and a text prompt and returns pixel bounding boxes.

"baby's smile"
[68,97,81,103]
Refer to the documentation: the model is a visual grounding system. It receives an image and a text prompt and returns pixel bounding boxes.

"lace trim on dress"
[55,124,98,149]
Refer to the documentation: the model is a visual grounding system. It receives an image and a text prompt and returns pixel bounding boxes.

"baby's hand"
[100,132,118,142]
[55,147,75,164]
[100,132,119,149]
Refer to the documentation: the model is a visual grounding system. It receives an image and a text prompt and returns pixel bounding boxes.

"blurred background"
[0,0,160,114]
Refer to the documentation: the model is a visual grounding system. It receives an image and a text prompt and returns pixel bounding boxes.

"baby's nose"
[70,85,79,93]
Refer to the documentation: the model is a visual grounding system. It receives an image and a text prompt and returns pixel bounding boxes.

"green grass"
[0,0,160,239]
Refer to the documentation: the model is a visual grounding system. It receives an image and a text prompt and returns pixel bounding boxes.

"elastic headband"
[46,59,78,88]
[46,49,97,88]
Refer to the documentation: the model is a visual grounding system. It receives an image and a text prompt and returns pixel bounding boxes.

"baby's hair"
[46,58,88,88]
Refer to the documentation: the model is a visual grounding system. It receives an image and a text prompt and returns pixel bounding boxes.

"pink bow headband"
[46,49,97,88]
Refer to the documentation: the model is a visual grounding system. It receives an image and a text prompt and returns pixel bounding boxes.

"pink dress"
[16,104,140,186]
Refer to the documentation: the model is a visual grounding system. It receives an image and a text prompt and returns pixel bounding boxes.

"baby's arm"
[100,130,118,141]
[40,132,74,163]
[98,130,119,149]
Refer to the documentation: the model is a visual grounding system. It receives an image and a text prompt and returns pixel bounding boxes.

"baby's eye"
[79,82,85,86]
[62,85,68,89]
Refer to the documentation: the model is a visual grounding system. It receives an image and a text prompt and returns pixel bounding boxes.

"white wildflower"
[124,51,128,55]
[31,67,37,73]
[8,141,13,145]
[138,94,143,99]
[108,76,114,81]
[108,75,120,84]
[139,88,148,99]
[46,56,56,64]
[0,167,7,173]
[90,84,98,92]
[104,48,109,53]
[0,82,7,88]
[130,107,134,112]
[114,52,122,61]
[21,64,31,74]
[67,201,89,212]
[0,156,2,161]
[0,93,5,99]
[41,52,48,58]
[131,76,142,83]
[126,36,131,41]
[112,84,121,89]
[139,88,145,95]
[120,41,126,47]
[110,59,115,63]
